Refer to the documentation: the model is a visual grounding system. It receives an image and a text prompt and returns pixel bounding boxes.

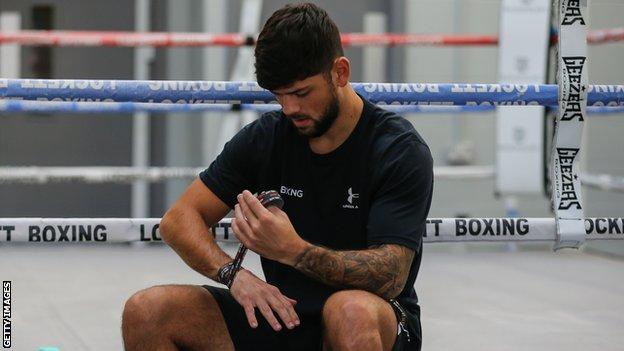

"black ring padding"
[244,35,256,46]
[230,103,242,111]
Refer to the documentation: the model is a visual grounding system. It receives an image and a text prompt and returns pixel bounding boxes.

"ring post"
[132,0,153,218]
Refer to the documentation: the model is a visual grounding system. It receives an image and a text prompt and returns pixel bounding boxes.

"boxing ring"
[0,80,622,246]
[1,1,623,350]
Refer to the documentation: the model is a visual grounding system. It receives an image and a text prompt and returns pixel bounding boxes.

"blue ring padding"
[1,79,623,106]
[1,100,623,115]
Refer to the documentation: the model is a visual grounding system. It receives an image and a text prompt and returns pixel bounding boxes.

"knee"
[323,290,380,328]
[322,290,382,348]
[122,286,172,331]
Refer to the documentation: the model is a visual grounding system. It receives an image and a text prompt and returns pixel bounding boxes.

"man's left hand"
[232,190,309,266]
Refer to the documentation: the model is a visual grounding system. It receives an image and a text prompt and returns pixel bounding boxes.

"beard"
[288,85,340,138]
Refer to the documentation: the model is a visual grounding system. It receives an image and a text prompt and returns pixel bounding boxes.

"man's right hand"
[229,269,300,331]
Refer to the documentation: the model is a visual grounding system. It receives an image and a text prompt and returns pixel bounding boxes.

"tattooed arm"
[292,243,415,300]
[234,192,420,300]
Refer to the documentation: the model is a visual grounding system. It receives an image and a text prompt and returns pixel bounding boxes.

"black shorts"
[203,285,422,351]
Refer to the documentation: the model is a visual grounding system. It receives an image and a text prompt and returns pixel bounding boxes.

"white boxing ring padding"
[0,217,621,244]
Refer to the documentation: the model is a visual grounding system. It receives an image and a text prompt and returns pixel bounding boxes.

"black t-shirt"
[200,97,433,315]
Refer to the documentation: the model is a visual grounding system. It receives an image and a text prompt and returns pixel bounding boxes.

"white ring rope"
[0,166,494,184]
[0,166,495,184]
[0,167,204,184]
[0,217,621,244]
[581,173,624,192]
[0,166,621,193]
[434,166,495,179]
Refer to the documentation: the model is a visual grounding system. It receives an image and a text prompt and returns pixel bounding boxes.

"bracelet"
[216,261,239,288]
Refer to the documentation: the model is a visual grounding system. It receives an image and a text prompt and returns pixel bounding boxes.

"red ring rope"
[0,28,621,47]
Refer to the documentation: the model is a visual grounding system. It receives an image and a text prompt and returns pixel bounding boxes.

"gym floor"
[1,242,622,350]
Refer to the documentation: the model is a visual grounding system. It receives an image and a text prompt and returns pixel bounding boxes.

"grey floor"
[0,242,623,351]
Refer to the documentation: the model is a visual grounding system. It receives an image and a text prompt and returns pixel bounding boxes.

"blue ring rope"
[1,79,623,106]
[1,100,623,115]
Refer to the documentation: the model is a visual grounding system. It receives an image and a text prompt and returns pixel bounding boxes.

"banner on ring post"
[550,0,588,250]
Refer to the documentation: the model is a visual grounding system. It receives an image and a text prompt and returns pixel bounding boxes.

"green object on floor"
[38,347,60,351]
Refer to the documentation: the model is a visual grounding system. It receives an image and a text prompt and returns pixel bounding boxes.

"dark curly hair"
[254,3,344,90]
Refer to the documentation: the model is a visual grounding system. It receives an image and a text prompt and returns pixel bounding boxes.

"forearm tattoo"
[293,244,415,299]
